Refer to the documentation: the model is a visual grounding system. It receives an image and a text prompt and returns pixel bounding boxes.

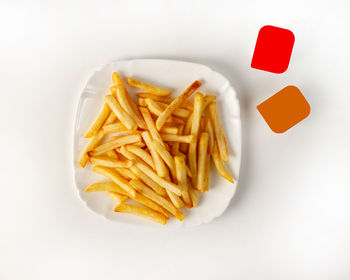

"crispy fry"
[141,131,168,177]
[92,166,136,197]
[139,107,166,147]
[105,95,137,130]
[156,80,201,130]
[85,103,111,138]
[91,134,142,155]
[129,166,166,196]
[115,203,166,225]
[204,154,211,191]
[106,149,119,159]
[108,191,128,205]
[138,97,147,107]
[175,156,191,207]
[136,93,193,109]
[115,167,138,180]
[197,132,209,193]
[79,130,104,167]
[205,119,215,154]
[171,123,184,156]
[146,98,190,118]
[188,186,198,208]
[103,122,127,134]
[104,112,118,126]
[119,146,182,196]
[116,85,146,129]
[160,126,178,135]
[212,142,234,183]
[126,145,155,169]
[151,140,177,180]
[128,78,171,96]
[189,93,204,185]
[90,156,133,168]
[180,114,193,153]
[129,179,184,221]
[209,102,228,162]
[160,134,194,143]
[112,72,123,86]
[86,182,129,195]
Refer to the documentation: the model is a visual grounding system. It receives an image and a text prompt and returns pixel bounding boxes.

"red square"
[251,25,295,74]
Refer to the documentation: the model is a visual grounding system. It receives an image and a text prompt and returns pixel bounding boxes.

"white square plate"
[73,59,241,227]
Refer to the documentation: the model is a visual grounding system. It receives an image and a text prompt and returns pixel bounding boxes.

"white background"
[1,0,350,279]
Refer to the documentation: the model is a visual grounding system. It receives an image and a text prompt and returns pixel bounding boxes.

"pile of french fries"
[79,72,234,225]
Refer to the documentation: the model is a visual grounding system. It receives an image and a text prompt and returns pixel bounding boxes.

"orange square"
[257,86,310,133]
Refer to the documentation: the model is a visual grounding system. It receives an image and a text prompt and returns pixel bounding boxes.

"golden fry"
[188,186,198,208]
[209,102,228,162]
[128,77,171,96]
[139,107,166,147]
[106,149,119,159]
[189,92,204,185]
[126,145,155,169]
[79,130,104,167]
[212,142,234,183]
[205,119,215,155]
[171,123,184,156]
[114,203,166,225]
[115,168,138,180]
[146,98,189,118]
[85,103,111,138]
[92,166,136,197]
[104,112,118,126]
[108,191,128,205]
[197,132,209,193]
[116,85,146,129]
[151,140,177,180]
[91,134,142,155]
[90,156,133,168]
[129,179,184,221]
[156,80,201,130]
[175,156,191,207]
[85,182,129,195]
[204,154,211,191]
[159,134,193,143]
[103,122,127,134]
[105,95,137,130]
[160,126,178,135]
[136,93,193,109]
[141,131,168,177]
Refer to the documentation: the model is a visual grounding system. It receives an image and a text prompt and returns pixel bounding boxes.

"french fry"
[132,192,169,218]
[85,103,111,138]
[138,97,147,107]
[159,134,194,143]
[146,98,189,118]
[175,156,191,207]
[105,95,137,130]
[139,107,166,147]
[141,131,168,177]
[129,166,167,196]
[103,122,127,134]
[209,102,228,162]
[205,119,215,154]
[136,93,194,109]
[171,123,184,156]
[86,182,129,195]
[112,72,123,86]
[118,146,182,196]
[188,186,198,208]
[106,149,119,159]
[104,112,118,126]
[115,203,166,225]
[129,179,184,221]
[126,145,155,169]
[108,191,128,205]
[166,189,185,209]
[204,154,211,191]
[160,126,178,135]
[189,92,204,185]
[203,94,216,109]
[128,78,171,96]
[90,156,133,168]
[212,142,234,183]
[151,140,177,180]
[156,80,201,130]
[115,168,138,180]
[92,166,136,197]
[197,132,209,193]
[91,134,142,155]
[155,101,190,118]
[116,85,146,129]
[133,142,146,148]
[79,130,104,167]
